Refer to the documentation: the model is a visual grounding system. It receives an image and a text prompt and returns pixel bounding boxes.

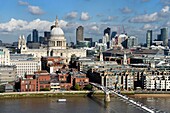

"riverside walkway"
[90,82,156,113]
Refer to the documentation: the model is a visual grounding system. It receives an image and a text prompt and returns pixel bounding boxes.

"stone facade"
[0,47,10,65]
[0,65,17,83]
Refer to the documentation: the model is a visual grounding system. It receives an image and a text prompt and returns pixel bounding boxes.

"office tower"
[27,34,32,43]
[161,27,169,46]
[104,27,111,36]
[111,31,117,39]
[0,40,2,46]
[84,38,93,47]
[32,29,38,43]
[157,34,161,41]
[76,26,84,44]
[146,30,152,47]
[99,39,102,43]
[104,27,111,42]
[44,31,50,38]
[39,36,45,44]
[127,36,138,48]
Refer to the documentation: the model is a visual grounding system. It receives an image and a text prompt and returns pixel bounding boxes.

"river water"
[0,96,168,113]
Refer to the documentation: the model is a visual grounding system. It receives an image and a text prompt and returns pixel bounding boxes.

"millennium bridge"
[90,82,158,113]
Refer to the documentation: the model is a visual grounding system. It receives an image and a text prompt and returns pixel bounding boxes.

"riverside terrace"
[18,69,89,92]
[88,66,170,91]
[88,66,146,90]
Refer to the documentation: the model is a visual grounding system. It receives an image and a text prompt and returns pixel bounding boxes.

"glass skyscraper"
[146,30,152,47]
[33,29,39,43]
[161,27,168,46]
[76,26,84,44]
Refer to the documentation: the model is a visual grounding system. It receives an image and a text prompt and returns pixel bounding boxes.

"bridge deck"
[90,82,157,113]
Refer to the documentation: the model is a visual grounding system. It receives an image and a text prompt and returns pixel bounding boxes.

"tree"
[74,84,80,90]
[84,84,92,90]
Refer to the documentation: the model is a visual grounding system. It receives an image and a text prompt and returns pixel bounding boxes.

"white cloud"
[141,24,158,30]
[0,18,69,33]
[101,16,118,22]
[28,5,44,15]
[129,12,158,23]
[65,11,78,20]
[18,0,29,6]
[90,26,99,31]
[120,7,132,14]
[129,6,170,23]
[159,6,170,17]
[58,20,68,27]
[80,12,90,21]
[23,19,52,31]
[0,18,28,32]
[161,6,169,13]
[166,21,170,26]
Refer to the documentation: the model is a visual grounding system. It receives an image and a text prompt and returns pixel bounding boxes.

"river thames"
[0,96,168,113]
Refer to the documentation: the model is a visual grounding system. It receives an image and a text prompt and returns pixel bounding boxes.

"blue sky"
[0,0,170,43]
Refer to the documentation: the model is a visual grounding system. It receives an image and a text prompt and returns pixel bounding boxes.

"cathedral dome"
[50,17,65,36]
[51,27,64,36]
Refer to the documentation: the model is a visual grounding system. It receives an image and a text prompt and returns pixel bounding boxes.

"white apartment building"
[0,47,10,65]
[10,60,41,77]
[10,55,41,77]
[0,65,17,83]
[145,74,170,90]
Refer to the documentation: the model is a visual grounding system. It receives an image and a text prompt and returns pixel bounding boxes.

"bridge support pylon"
[104,92,110,102]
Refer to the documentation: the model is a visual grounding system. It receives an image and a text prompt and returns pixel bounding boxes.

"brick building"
[20,70,50,92]
[41,56,67,73]
[55,69,89,90]
[72,71,89,89]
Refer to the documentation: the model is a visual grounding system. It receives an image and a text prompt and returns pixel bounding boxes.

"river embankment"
[0,91,105,99]
[129,90,170,97]
[1,90,170,99]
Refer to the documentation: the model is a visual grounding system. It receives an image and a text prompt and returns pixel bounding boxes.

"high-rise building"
[161,27,169,46]
[39,36,45,44]
[146,30,152,47]
[111,31,117,39]
[33,29,38,43]
[127,36,138,48]
[84,38,93,47]
[0,40,2,46]
[76,26,84,44]
[27,34,32,43]
[157,34,161,41]
[98,39,102,43]
[104,27,111,36]
[44,31,50,38]
[104,27,111,42]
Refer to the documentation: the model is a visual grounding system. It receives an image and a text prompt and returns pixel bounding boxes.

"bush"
[74,84,80,90]
[84,84,92,90]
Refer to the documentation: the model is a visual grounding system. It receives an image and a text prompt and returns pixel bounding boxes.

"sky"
[0,0,170,43]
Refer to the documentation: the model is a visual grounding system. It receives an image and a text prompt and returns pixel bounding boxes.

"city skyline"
[0,0,170,43]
